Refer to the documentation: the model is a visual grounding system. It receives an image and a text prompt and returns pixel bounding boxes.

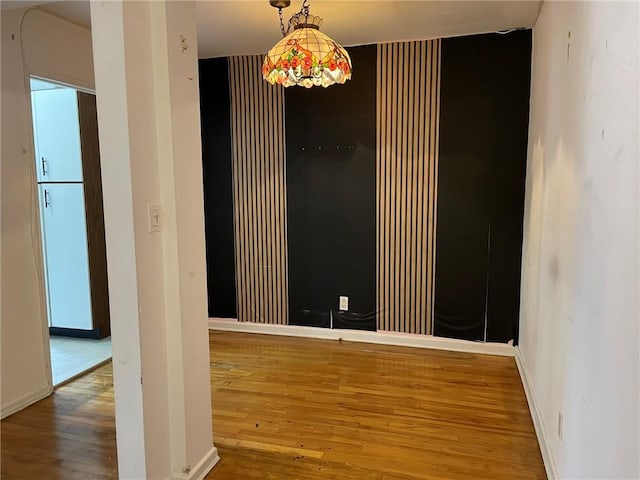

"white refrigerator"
[32,83,93,332]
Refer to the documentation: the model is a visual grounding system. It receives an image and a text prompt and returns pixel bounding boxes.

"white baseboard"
[208,318,514,357]
[1,384,53,420]
[171,445,220,480]
[514,346,558,480]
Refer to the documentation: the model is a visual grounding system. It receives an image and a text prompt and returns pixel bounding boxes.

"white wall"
[90,1,216,477]
[519,2,639,479]
[1,8,94,418]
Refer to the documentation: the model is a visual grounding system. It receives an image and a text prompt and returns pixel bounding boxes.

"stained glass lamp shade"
[263,14,352,88]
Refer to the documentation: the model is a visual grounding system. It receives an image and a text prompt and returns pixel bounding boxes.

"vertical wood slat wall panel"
[229,55,288,324]
[376,40,441,334]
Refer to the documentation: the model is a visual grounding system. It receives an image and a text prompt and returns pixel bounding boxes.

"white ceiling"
[4,0,542,59]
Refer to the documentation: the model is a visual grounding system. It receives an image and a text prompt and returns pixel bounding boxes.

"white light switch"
[148,204,161,233]
[339,296,349,311]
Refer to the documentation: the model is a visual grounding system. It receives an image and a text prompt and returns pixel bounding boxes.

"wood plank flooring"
[1,364,117,479]
[1,331,545,479]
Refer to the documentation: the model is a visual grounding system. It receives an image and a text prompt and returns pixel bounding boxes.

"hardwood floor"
[1,364,117,479]
[1,331,546,479]
[206,332,545,480]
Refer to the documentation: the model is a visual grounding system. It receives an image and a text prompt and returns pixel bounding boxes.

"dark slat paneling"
[286,45,377,330]
[228,55,288,324]
[435,31,531,342]
[376,40,441,335]
[484,31,532,343]
[199,58,237,318]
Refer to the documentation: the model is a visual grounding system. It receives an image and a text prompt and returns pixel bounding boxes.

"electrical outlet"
[557,411,563,441]
[339,296,349,311]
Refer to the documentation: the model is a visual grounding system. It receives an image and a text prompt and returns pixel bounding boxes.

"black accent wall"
[285,45,377,330]
[199,58,237,318]
[199,33,532,343]
[434,30,532,343]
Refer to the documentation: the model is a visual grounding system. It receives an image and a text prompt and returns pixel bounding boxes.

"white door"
[39,183,93,330]
[32,88,83,183]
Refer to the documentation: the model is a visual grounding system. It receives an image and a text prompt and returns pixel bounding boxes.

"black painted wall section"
[199,58,237,318]
[434,30,532,343]
[285,45,377,330]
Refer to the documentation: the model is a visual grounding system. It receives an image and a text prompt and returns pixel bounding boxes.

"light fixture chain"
[278,7,287,37]
[281,0,311,36]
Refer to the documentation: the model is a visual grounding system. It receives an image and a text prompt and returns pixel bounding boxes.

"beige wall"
[90,1,216,476]
[519,1,639,478]
[1,8,94,418]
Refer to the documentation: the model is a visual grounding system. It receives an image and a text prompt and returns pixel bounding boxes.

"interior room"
[1,1,638,480]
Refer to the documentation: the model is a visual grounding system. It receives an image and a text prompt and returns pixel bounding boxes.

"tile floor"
[49,335,112,386]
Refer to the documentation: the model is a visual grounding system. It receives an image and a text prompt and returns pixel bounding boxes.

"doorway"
[30,77,112,386]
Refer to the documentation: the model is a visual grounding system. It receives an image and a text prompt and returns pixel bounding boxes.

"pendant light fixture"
[263,0,352,88]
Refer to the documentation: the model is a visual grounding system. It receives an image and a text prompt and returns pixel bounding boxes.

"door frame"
[26,72,97,389]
